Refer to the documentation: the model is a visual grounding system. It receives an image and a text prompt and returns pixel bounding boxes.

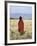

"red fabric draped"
[18,20,24,32]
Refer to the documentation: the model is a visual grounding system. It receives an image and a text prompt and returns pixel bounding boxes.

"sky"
[10,6,32,20]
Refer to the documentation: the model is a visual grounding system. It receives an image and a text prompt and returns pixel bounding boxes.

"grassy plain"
[10,19,32,40]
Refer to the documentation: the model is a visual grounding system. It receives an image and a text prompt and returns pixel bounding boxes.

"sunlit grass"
[10,20,32,40]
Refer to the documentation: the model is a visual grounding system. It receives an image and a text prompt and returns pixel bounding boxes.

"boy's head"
[19,16,22,21]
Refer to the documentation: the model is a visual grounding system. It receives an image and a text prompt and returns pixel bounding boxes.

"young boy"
[18,16,24,34]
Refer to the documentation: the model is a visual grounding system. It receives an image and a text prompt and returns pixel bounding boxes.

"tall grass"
[10,20,32,40]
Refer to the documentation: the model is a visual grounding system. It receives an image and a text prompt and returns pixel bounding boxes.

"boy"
[18,16,24,34]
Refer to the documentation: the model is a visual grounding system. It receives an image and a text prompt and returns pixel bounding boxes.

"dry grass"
[10,20,32,40]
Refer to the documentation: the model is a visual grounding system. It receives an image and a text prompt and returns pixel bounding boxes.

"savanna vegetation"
[10,19,32,40]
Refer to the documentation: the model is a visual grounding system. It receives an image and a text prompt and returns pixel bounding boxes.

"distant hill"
[10,13,32,20]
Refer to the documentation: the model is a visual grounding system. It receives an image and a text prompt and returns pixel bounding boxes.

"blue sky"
[10,6,32,20]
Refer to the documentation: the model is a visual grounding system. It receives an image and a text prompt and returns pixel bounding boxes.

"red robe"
[18,20,24,32]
